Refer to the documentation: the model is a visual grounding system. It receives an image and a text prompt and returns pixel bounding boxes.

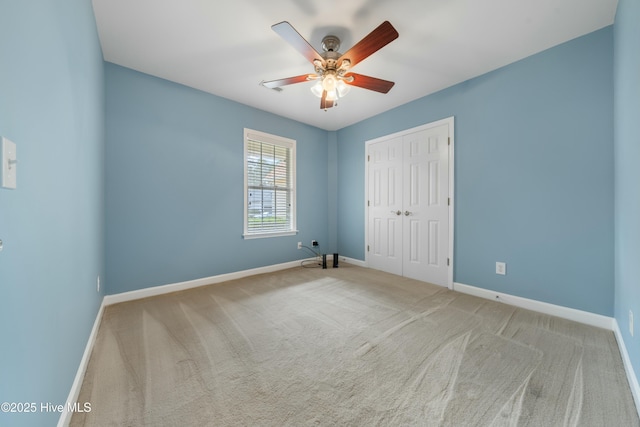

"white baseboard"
[105,258,325,306]
[613,320,640,417]
[104,256,365,306]
[306,253,365,268]
[452,282,614,330]
[57,300,106,427]
[338,255,366,267]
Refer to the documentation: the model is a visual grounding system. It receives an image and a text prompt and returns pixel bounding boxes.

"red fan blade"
[320,91,335,109]
[344,73,395,93]
[261,75,314,89]
[338,21,398,69]
[272,21,325,66]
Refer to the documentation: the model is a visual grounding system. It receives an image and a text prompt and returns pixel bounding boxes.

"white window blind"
[243,129,296,238]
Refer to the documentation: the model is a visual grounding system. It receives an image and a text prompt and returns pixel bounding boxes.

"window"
[243,129,297,238]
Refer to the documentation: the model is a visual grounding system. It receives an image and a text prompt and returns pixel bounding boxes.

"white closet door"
[366,121,450,287]
[402,124,449,286]
[367,137,403,276]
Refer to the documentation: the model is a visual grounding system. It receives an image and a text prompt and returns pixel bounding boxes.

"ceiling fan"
[261,21,399,110]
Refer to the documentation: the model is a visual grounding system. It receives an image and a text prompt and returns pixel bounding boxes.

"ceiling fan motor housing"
[320,36,344,75]
[321,35,340,52]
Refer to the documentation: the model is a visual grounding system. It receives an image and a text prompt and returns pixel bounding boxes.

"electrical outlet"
[312,240,318,247]
[630,310,634,337]
[496,262,506,275]
[297,242,302,249]
[97,276,101,293]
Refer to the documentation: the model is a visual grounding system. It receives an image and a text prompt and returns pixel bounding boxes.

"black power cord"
[300,245,322,268]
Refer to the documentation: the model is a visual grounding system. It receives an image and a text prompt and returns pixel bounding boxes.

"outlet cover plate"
[496,262,506,275]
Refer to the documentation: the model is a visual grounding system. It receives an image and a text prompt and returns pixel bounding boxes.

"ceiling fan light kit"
[263,21,399,110]
[310,70,351,101]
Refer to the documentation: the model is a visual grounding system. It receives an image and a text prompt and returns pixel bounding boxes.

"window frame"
[243,128,297,239]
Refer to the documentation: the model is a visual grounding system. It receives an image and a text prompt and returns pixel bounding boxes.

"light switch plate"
[1,137,17,189]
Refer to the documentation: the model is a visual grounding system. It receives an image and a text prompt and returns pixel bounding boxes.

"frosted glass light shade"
[310,81,323,98]
[336,80,350,98]
[322,74,337,92]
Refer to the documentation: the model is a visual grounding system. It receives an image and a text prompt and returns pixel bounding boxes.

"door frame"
[364,116,455,289]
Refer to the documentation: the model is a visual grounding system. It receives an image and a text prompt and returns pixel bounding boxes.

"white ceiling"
[91,0,617,131]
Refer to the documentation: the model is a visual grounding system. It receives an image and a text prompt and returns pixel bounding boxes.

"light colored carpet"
[71,264,639,426]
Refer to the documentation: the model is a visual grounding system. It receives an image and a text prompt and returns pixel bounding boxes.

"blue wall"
[614,0,640,396]
[0,1,105,426]
[336,27,614,316]
[105,63,329,294]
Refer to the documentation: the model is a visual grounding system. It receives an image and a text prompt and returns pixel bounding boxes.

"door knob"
[391,210,401,216]
[404,210,411,216]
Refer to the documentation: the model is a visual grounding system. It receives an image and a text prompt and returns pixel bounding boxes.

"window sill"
[243,230,299,240]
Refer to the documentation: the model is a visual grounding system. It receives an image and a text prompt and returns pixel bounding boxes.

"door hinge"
[448,197,450,206]
[367,245,370,252]
[367,200,370,207]
[447,258,450,266]
[448,137,450,146]
[367,155,370,161]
